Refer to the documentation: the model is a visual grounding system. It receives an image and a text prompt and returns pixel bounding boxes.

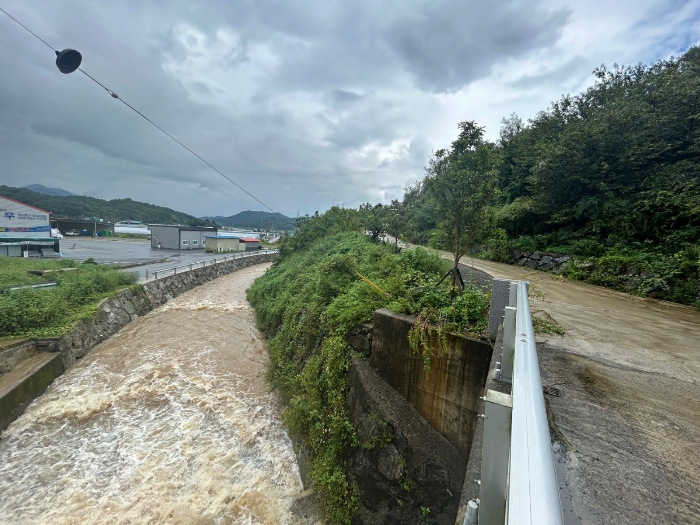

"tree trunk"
[452,220,461,289]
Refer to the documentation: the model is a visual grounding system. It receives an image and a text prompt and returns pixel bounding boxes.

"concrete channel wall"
[369,309,493,461]
[0,252,277,432]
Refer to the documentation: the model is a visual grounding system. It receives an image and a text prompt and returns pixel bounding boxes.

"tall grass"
[0,258,138,338]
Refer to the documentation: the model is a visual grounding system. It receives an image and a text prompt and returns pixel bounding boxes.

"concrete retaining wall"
[369,309,492,461]
[0,339,38,378]
[0,353,64,432]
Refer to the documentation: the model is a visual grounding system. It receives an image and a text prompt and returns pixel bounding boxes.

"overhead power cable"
[0,6,277,214]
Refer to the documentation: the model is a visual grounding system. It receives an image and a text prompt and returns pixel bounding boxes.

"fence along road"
[149,249,278,280]
[477,280,564,525]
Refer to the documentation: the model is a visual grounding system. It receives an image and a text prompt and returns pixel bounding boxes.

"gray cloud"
[383,1,571,92]
[509,56,591,89]
[0,0,694,218]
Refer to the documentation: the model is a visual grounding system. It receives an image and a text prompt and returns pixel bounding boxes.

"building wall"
[179,230,210,249]
[205,238,239,253]
[150,226,179,250]
[0,197,50,238]
[0,245,22,257]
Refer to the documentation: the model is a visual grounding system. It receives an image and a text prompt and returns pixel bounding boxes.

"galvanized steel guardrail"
[470,280,564,525]
[151,249,278,279]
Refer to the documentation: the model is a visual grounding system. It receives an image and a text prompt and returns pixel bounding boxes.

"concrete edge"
[455,310,511,524]
[0,353,64,432]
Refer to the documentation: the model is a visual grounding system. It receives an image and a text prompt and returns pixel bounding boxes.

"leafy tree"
[385,199,406,249]
[424,121,499,288]
[359,203,387,241]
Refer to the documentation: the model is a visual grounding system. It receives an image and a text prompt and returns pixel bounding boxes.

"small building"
[204,236,240,253]
[239,237,260,250]
[0,237,60,257]
[149,225,218,250]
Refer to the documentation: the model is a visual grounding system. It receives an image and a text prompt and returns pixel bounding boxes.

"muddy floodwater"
[0,264,317,525]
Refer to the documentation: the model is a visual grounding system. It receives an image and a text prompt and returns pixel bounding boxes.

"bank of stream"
[0,264,320,525]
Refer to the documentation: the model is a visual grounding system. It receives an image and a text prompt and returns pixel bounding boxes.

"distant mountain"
[0,185,214,227]
[23,184,74,197]
[203,210,296,230]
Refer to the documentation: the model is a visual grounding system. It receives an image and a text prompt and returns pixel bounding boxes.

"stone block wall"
[347,359,465,525]
[510,250,572,273]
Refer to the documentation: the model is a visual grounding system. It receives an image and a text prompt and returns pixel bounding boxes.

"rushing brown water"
[0,264,317,525]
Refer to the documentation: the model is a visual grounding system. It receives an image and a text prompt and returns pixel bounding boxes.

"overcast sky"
[1,1,698,218]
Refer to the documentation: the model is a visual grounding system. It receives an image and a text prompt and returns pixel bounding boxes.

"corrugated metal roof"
[239,238,260,242]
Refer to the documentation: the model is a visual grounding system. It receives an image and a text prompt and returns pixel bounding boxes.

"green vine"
[408,310,448,374]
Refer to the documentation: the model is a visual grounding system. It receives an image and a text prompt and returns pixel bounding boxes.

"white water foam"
[0,265,318,525]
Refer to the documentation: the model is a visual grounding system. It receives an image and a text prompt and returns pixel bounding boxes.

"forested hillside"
[0,186,214,227]
[363,47,700,305]
[202,210,295,230]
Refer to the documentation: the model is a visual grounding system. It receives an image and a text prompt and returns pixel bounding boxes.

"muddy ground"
[391,240,700,524]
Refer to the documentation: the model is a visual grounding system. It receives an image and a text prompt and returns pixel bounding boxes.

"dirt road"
[400,241,700,524]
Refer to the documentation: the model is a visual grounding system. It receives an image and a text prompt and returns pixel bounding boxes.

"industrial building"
[149,225,218,250]
[204,236,240,253]
[0,196,59,256]
[239,237,260,250]
[51,218,115,237]
[0,196,51,237]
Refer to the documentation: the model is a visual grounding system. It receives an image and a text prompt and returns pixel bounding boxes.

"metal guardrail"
[151,249,278,279]
[473,280,564,525]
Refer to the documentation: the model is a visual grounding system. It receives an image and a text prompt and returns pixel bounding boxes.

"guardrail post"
[508,280,518,307]
[479,389,513,525]
[488,278,512,341]
[501,306,517,383]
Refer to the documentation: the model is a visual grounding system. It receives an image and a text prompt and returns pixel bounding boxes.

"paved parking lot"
[59,237,230,279]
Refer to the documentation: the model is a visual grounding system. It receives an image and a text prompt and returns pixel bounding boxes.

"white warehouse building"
[0,195,58,257]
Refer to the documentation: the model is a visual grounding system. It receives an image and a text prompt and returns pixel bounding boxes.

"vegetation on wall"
[366,48,700,306]
[247,207,489,524]
[0,258,138,339]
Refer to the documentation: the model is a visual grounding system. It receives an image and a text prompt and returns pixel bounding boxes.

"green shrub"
[248,227,490,524]
[559,247,699,303]
[0,261,138,338]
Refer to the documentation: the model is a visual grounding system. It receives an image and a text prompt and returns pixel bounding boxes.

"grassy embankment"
[247,208,490,524]
[0,258,138,339]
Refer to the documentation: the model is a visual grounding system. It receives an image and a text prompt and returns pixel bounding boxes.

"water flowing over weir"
[0,264,318,525]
